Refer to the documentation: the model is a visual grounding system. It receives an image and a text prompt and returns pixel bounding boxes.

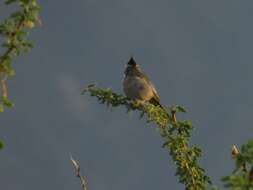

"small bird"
[123,57,162,107]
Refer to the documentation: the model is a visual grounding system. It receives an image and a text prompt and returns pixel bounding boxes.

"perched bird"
[123,57,162,107]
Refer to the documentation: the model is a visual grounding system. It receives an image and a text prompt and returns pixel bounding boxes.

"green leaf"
[20,0,31,4]
[10,11,23,19]
[0,104,4,112]
[0,140,4,149]
[2,58,15,76]
[5,0,18,5]
[139,111,145,118]
[81,84,95,95]
[1,96,14,107]
[176,105,187,113]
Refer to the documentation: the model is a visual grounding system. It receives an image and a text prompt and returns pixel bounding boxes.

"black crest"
[127,57,137,66]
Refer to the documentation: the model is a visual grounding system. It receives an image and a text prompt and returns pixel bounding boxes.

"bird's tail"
[149,97,163,107]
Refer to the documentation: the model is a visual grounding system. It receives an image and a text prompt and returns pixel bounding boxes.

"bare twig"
[70,155,88,190]
[171,109,177,123]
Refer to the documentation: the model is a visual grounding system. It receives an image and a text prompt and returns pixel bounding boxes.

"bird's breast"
[123,76,153,101]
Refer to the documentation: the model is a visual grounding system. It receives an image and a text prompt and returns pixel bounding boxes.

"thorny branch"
[83,85,212,190]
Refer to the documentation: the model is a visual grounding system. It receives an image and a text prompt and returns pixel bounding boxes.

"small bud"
[170,105,177,123]
[24,21,35,28]
[231,144,239,159]
[172,111,177,123]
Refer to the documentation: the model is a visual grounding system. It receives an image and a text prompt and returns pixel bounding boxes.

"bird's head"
[124,57,142,77]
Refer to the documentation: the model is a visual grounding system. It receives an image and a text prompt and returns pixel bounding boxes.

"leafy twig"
[0,0,40,112]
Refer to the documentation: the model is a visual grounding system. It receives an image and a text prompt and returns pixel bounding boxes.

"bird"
[123,57,162,107]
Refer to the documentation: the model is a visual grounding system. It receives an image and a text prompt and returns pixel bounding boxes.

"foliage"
[83,84,212,190]
[0,140,3,149]
[222,140,253,190]
[0,0,40,112]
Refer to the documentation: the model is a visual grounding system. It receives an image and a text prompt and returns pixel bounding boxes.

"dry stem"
[70,156,88,190]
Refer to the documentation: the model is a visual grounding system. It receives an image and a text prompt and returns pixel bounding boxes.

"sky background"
[0,0,253,189]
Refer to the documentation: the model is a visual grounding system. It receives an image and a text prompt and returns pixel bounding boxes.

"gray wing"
[137,71,160,102]
[149,80,160,102]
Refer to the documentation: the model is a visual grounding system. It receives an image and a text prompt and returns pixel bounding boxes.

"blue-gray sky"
[1,0,253,189]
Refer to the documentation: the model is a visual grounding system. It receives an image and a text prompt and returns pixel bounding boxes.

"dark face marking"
[127,57,137,66]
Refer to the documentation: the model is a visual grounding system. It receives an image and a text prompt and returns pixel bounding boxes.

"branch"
[70,156,88,190]
[0,14,25,65]
[83,84,213,190]
[0,0,41,112]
